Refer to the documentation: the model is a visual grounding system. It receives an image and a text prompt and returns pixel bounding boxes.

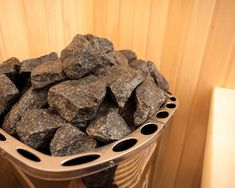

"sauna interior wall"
[0,0,235,188]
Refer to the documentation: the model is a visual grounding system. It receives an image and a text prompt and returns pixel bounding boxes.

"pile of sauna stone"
[0,34,169,157]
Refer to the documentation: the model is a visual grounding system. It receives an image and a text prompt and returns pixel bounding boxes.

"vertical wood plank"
[61,0,78,46]
[23,0,50,57]
[0,0,29,60]
[93,0,120,49]
[175,1,235,187]
[145,0,170,67]
[105,0,120,49]
[75,0,93,35]
[44,0,65,54]
[156,0,217,188]
[222,38,235,89]
[131,0,152,59]
[156,1,195,186]
[118,0,135,50]
[0,30,7,62]
[93,0,107,37]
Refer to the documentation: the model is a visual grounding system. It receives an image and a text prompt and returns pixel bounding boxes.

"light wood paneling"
[0,0,235,188]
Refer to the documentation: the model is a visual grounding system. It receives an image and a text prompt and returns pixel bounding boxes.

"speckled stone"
[48,75,106,123]
[16,109,65,149]
[104,65,145,108]
[60,34,112,79]
[118,91,136,131]
[96,96,117,117]
[119,49,137,61]
[84,34,113,52]
[72,121,88,131]
[86,109,131,143]
[50,124,97,156]
[129,59,149,75]
[20,52,58,74]
[147,61,169,91]
[0,57,21,82]
[31,60,65,89]
[0,74,19,117]
[134,76,166,126]
[2,87,47,134]
[106,51,129,66]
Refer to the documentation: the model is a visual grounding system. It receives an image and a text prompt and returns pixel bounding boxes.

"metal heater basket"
[0,94,178,188]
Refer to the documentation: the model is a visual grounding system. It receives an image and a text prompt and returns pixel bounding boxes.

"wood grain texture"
[0,0,235,188]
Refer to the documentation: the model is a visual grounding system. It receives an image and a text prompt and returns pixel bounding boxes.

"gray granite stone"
[104,65,145,108]
[50,124,97,156]
[119,49,137,61]
[147,61,169,91]
[16,109,65,149]
[20,52,58,74]
[84,34,113,52]
[0,74,19,117]
[129,59,149,75]
[106,51,129,66]
[86,109,131,143]
[60,34,112,79]
[48,75,106,123]
[31,60,65,89]
[2,87,47,134]
[0,57,21,81]
[134,76,166,126]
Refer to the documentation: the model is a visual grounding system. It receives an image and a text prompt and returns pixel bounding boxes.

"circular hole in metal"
[141,124,158,135]
[62,154,100,166]
[166,103,176,109]
[17,149,40,162]
[156,111,169,119]
[0,133,6,141]
[170,97,176,101]
[113,138,137,152]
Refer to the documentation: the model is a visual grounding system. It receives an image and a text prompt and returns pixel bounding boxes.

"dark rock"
[0,74,20,118]
[106,51,129,66]
[16,109,65,149]
[50,124,97,156]
[129,60,169,91]
[86,109,131,143]
[147,61,169,91]
[134,76,166,126]
[60,34,112,79]
[96,92,118,116]
[2,87,47,134]
[105,65,145,108]
[119,91,136,131]
[72,121,88,131]
[119,49,137,61]
[0,57,21,83]
[31,60,65,89]
[20,52,58,74]
[83,166,117,188]
[48,75,106,123]
[91,63,112,76]
[129,59,149,75]
[84,34,113,52]
[19,52,58,91]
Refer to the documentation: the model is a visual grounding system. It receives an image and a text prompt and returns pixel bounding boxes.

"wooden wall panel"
[0,0,29,60]
[1,0,235,188]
